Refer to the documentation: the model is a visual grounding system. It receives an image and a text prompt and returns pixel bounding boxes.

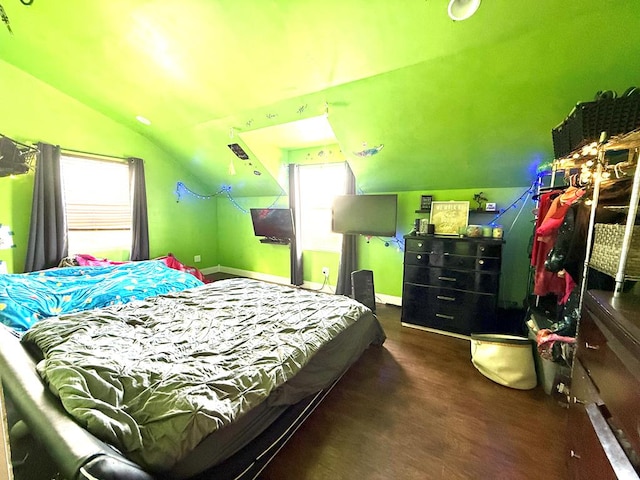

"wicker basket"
[589,223,640,279]
[551,93,640,158]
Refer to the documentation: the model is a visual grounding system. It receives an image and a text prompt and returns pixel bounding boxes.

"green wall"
[216,195,291,279]
[0,57,535,308]
[0,59,218,273]
[217,185,535,308]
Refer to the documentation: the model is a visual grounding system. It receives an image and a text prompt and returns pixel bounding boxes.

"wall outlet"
[194,255,201,263]
[322,267,329,277]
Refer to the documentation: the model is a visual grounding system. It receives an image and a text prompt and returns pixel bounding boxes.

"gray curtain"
[336,163,357,296]
[288,163,304,285]
[24,142,68,272]
[129,157,150,260]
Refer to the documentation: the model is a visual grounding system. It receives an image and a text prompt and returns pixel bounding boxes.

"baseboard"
[218,266,291,286]
[401,322,471,341]
[200,265,221,275]
[376,293,402,307]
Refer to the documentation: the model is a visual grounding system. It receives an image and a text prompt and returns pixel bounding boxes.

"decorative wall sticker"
[354,144,384,157]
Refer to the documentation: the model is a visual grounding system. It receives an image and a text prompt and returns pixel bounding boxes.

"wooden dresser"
[568,290,640,479]
[401,234,502,337]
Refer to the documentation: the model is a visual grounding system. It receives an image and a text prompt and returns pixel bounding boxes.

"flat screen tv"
[331,194,398,237]
[250,208,295,239]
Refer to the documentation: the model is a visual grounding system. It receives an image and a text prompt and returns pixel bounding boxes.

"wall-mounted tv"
[331,194,398,237]
[250,208,295,239]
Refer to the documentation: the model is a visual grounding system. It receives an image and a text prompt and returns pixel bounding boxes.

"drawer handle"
[437,295,456,302]
[436,313,455,320]
[585,342,600,350]
[570,450,581,459]
[480,246,485,252]
[478,259,485,265]
[417,242,423,248]
[416,254,422,260]
[438,276,457,282]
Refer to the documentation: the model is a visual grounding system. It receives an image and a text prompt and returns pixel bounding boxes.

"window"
[60,155,132,254]
[298,163,346,252]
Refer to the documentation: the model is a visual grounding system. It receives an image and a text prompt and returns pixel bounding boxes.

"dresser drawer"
[405,236,501,258]
[404,252,501,272]
[568,401,620,480]
[578,306,640,457]
[401,284,497,335]
[403,265,499,294]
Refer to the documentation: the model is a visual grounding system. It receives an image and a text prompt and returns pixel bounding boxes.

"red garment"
[536,328,577,361]
[530,192,555,267]
[156,253,210,283]
[531,187,584,301]
[75,254,127,266]
[532,193,567,298]
[536,187,585,237]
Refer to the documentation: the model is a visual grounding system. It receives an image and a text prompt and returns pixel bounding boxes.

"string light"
[175,181,284,213]
[364,234,405,252]
[174,182,229,201]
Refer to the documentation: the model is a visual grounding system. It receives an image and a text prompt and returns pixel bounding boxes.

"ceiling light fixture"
[228,143,249,160]
[136,115,151,125]
[447,0,481,21]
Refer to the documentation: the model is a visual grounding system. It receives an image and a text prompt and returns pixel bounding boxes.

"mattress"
[2,277,385,479]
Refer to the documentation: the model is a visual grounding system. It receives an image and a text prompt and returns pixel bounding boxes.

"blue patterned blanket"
[0,260,203,332]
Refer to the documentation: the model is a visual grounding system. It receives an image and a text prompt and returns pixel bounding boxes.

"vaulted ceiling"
[1,0,639,196]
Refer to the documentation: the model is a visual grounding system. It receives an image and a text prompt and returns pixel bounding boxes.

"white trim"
[218,266,291,286]
[401,322,471,341]
[200,265,221,275]
[376,293,402,307]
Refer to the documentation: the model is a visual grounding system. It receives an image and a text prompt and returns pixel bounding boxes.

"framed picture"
[420,195,433,211]
[430,201,469,235]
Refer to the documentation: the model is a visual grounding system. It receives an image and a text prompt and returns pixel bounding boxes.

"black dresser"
[401,234,503,337]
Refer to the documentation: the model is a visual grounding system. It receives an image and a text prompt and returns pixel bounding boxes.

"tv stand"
[259,237,290,245]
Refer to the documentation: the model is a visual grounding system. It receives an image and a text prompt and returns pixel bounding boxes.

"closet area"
[529,124,640,478]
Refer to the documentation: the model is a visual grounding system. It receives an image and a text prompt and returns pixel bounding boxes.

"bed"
[0,266,385,480]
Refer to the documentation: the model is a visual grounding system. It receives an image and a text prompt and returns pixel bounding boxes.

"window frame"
[297,162,347,253]
[59,154,133,256]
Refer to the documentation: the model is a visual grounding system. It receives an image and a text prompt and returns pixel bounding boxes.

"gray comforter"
[22,278,383,473]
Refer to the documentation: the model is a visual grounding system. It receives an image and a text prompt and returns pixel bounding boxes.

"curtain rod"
[61,147,130,163]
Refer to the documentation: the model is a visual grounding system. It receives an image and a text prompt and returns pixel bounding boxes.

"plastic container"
[526,314,571,395]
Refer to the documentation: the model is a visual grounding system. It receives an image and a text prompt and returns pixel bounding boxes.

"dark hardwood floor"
[6,287,569,480]
[260,303,569,480]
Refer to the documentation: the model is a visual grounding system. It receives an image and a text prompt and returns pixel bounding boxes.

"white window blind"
[60,155,132,254]
[298,163,346,252]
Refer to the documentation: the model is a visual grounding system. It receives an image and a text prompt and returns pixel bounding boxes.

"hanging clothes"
[530,190,557,267]
[532,186,585,302]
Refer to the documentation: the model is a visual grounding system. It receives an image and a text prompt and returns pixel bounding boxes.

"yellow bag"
[470,334,537,390]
